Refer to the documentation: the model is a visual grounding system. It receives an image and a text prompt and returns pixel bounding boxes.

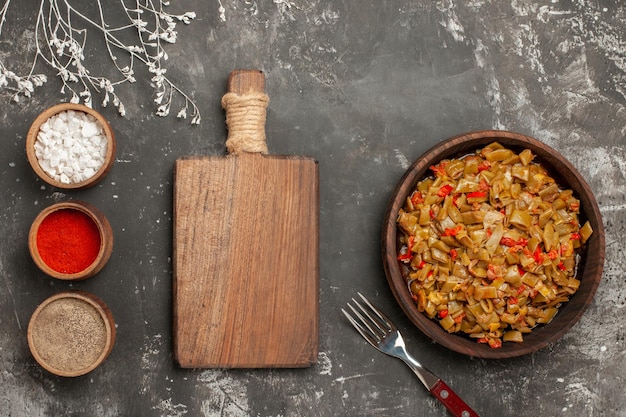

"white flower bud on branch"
[0,0,201,125]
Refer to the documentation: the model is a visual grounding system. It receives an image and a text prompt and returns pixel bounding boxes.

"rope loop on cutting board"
[222,92,270,155]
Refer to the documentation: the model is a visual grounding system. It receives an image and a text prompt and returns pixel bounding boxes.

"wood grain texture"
[173,70,319,368]
[382,130,605,359]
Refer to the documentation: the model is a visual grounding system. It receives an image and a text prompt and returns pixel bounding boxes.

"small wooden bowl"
[26,103,116,189]
[382,130,605,359]
[29,201,113,280]
[27,291,116,377]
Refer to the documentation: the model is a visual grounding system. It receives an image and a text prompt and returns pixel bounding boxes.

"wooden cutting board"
[173,70,319,368]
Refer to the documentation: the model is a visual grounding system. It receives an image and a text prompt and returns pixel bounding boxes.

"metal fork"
[342,293,480,417]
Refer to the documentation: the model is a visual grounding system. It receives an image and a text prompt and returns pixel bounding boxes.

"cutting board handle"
[221,70,270,155]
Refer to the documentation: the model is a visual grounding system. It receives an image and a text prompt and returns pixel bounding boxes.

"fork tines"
[341,292,395,347]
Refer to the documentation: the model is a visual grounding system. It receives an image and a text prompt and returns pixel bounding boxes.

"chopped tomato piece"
[397,251,412,262]
[443,225,463,236]
[533,246,544,263]
[477,160,491,172]
[467,191,486,199]
[479,178,490,191]
[500,237,518,247]
[437,184,454,197]
[488,339,502,349]
[410,191,424,206]
[453,312,465,324]
[430,161,449,177]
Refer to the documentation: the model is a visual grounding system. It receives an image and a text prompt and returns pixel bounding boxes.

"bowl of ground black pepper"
[29,201,113,280]
[27,291,116,377]
[26,103,116,189]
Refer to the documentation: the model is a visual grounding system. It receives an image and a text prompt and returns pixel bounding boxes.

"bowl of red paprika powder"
[29,201,113,280]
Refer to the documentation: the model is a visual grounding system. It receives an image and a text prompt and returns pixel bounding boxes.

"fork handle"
[430,379,480,417]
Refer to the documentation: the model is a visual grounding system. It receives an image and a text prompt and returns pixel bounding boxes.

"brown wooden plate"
[382,130,605,359]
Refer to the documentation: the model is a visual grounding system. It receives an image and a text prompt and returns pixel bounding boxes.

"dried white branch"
[0,0,200,124]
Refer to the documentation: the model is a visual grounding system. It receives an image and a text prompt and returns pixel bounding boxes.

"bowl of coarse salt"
[26,103,116,189]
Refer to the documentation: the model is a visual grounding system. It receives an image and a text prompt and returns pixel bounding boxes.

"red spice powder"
[36,209,101,274]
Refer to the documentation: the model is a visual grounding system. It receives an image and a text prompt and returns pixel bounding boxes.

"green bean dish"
[396,142,593,348]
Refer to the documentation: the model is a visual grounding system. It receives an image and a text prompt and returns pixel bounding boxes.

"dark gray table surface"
[1,1,625,416]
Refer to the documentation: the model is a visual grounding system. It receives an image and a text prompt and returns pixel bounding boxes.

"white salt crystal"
[81,121,99,137]
[52,117,66,133]
[39,160,51,173]
[37,131,48,144]
[49,155,60,168]
[68,117,80,132]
